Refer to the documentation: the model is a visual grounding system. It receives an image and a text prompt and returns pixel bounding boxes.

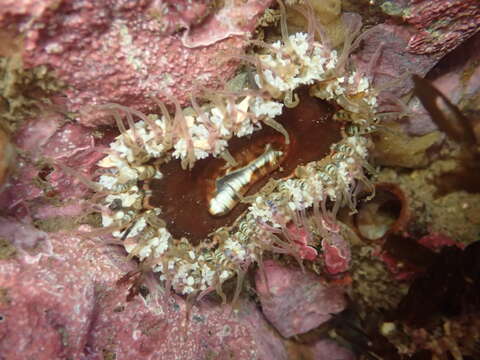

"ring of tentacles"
[93,9,381,298]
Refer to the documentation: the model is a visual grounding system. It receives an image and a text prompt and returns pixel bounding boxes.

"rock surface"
[404,0,480,56]
[352,23,438,99]
[376,0,480,57]
[0,114,102,219]
[0,219,288,360]
[310,339,356,360]
[255,260,347,338]
[0,0,272,126]
[407,32,480,135]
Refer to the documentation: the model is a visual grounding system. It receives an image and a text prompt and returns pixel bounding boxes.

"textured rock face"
[352,22,480,137]
[0,219,287,360]
[376,0,480,57]
[0,114,102,218]
[352,23,438,99]
[405,0,480,56]
[405,32,480,135]
[0,0,272,126]
[255,260,347,338]
[310,339,356,360]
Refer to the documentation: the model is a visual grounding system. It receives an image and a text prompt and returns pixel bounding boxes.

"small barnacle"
[324,163,337,176]
[135,165,157,180]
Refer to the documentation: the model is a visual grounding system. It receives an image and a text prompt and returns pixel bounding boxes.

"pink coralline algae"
[286,222,318,261]
[0,0,272,126]
[0,114,103,218]
[310,339,355,360]
[405,0,480,56]
[417,233,464,251]
[255,260,347,338]
[352,23,438,99]
[395,31,480,135]
[322,233,351,275]
[0,219,288,360]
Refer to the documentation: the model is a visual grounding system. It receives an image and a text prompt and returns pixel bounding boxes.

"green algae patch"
[33,213,102,233]
[0,287,11,306]
[0,55,65,132]
[377,151,480,244]
[0,237,16,260]
[372,126,442,168]
[102,349,117,360]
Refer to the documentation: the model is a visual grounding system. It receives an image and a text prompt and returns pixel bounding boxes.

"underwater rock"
[0,219,288,359]
[351,23,438,99]
[0,114,102,218]
[351,19,479,137]
[0,0,272,126]
[255,260,347,338]
[376,0,480,57]
[404,0,480,56]
[409,32,480,136]
[90,286,289,360]
[0,219,127,359]
[397,240,480,327]
[310,339,356,360]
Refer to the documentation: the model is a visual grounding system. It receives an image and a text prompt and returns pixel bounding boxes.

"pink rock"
[310,339,355,360]
[87,286,288,360]
[0,114,105,218]
[405,0,480,56]
[353,24,438,103]
[0,0,273,126]
[351,22,477,136]
[0,220,128,360]
[405,32,480,135]
[0,219,288,359]
[255,260,347,338]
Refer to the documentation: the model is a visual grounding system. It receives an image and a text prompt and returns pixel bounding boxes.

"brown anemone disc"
[146,89,342,244]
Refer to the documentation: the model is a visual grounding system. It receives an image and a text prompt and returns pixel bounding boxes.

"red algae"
[147,90,341,243]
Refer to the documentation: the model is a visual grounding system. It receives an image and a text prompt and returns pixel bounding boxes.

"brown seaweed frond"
[412,74,477,145]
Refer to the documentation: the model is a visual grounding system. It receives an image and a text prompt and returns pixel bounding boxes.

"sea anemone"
[90,0,381,299]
